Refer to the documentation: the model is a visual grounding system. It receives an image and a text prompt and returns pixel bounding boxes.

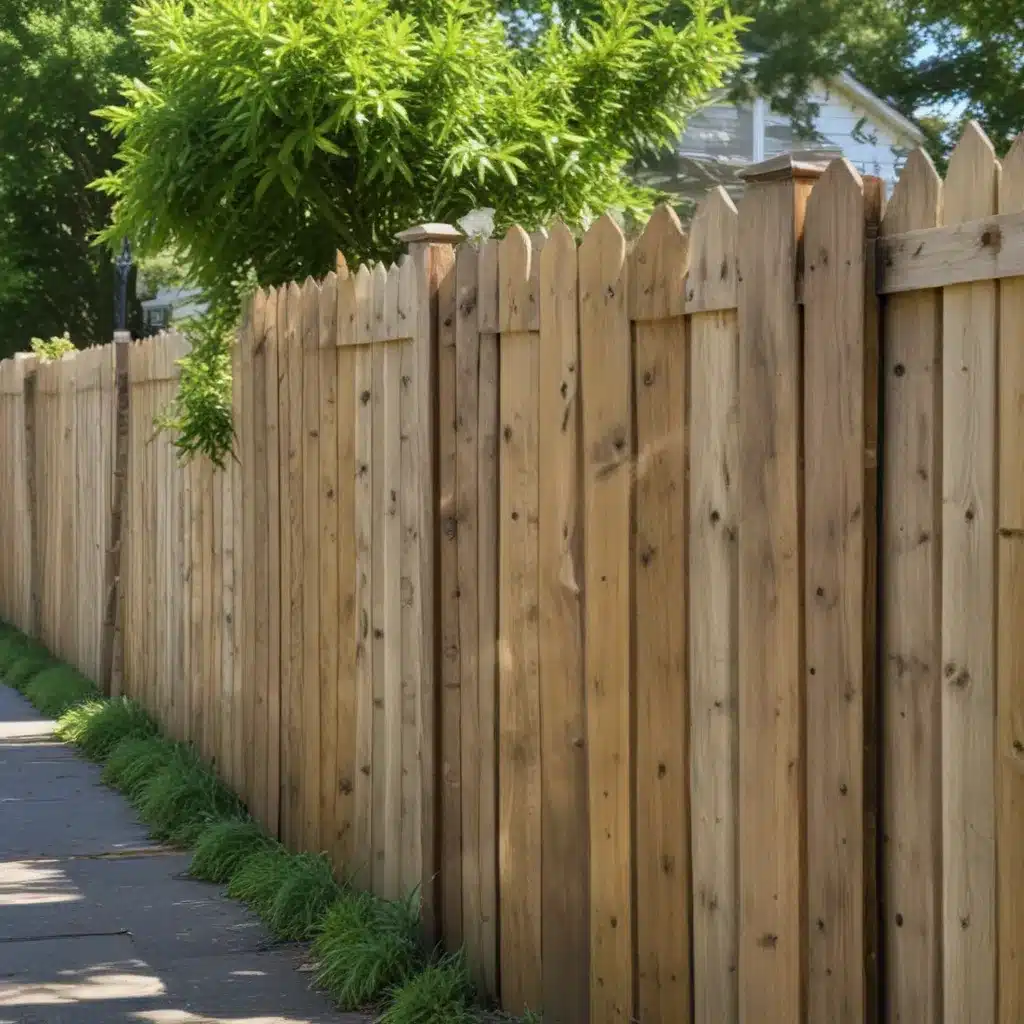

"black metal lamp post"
[114,237,133,333]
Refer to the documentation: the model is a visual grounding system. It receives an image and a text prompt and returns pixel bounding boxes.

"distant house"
[140,285,207,333]
[638,70,925,208]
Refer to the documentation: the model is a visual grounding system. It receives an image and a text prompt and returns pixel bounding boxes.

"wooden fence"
[0,128,1022,1023]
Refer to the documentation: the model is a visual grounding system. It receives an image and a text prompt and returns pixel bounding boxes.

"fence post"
[736,153,824,1023]
[396,222,461,948]
[101,330,131,696]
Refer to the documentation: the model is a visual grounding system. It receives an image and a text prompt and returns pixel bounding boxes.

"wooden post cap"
[396,223,464,245]
[740,151,833,184]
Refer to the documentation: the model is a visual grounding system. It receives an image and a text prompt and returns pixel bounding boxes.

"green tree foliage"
[503,0,1023,160]
[96,0,744,303]
[95,0,744,463]
[0,0,142,357]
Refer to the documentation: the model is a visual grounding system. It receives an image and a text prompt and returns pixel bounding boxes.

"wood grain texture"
[398,257,422,897]
[877,207,1024,294]
[802,159,867,1022]
[475,237,500,1000]
[537,221,588,1024]
[381,267,405,898]
[498,225,542,1014]
[940,122,999,1024]
[879,148,943,1023]
[736,174,805,1024]
[629,205,691,1024]
[351,265,375,880]
[688,186,740,1024]
[579,213,633,1024]
[997,131,1024,1024]
[455,243,484,974]
[282,280,303,847]
[437,250,462,936]
[266,286,284,837]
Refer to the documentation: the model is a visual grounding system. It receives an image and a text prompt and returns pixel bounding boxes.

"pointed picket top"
[540,219,578,285]
[629,202,687,321]
[944,120,999,225]
[803,158,865,302]
[301,275,321,349]
[686,186,738,313]
[499,224,535,333]
[319,271,338,348]
[355,263,374,344]
[260,285,277,354]
[398,253,418,339]
[371,261,389,341]
[478,237,500,333]
[881,148,942,236]
[336,251,349,280]
[578,212,627,297]
[1000,132,1024,213]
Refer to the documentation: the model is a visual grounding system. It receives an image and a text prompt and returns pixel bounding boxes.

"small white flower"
[458,207,496,242]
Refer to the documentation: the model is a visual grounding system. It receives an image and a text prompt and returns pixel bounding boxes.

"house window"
[144,306,170,331]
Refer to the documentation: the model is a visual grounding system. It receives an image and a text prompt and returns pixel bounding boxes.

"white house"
[639,70,925,207]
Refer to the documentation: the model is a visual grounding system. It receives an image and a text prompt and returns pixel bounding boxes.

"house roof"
[831,71,925,146]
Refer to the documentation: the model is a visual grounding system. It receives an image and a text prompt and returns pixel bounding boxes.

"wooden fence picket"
[997,134,1024,1023]
[940,122,999,1024]
[688,185,740,1024]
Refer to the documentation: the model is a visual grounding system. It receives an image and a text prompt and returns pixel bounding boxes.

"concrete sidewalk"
[0,685,370,1024]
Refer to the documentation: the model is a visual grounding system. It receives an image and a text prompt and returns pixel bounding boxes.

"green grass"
[379,954,481,1024]
[0,622,55,687]
[56,696,158,761]
[227,847,294,916]
[228,848,343,941]
[190,818,277,884]
[102,734,177,799]
[266,852,344,941]
[23,665,97,717]
[135,744,243,845]
[313,889,423,1009]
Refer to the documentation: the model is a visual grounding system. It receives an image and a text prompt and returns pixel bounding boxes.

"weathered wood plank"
[688,186,740,1024]
[997,131,1024,1024]
[350,265,375,880]
[537,221,587,1024]
[940,121,999,1024]
[317,272,342,861]
[381,266,404,898]
[437,249,462,935]
[629,204,690,1024]
[455,243,483,969]
[879,149,943,1024]
[802,159,868,1022]
[736,165,811,1023]
[398,256,422,897]
[475,236,500,1000]
[498,225,543,1015]
[877,207,1024,294]
[579,214,633,1024]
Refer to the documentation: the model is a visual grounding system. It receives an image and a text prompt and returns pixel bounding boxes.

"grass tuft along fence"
[1,129,1024,1023]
